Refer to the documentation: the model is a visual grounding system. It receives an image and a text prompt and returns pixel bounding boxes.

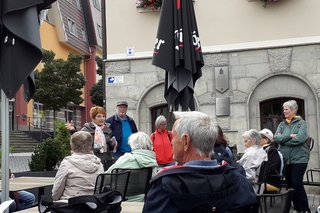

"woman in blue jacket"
[274,100,310,213]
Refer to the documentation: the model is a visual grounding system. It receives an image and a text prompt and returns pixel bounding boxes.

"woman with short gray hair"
[150,115,174,167]
[274,100,310,213]
[52,131,104,201]
[237,129,267,192]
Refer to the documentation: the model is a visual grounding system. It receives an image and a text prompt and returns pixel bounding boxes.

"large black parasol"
[153,0,204,111]
[0,0,55,99]
[0,0,55,209]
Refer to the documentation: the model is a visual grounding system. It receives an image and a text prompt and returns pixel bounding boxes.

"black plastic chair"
[114,167,153,201]
[256,188,294,213]
[94,170,131,199]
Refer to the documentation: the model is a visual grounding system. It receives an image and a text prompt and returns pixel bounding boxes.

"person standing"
[150,115,174,168]
[107,101,138,159]
[66,107,115,170]
[80,106,115,170]
[274,100,310,213]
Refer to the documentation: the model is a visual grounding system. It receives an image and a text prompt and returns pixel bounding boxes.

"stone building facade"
[106,44,320,169]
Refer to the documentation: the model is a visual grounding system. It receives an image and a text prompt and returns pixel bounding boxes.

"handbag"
[39,190,122,213]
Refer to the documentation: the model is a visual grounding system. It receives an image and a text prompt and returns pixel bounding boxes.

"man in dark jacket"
[143,111,258,213]
[106,101,138,159]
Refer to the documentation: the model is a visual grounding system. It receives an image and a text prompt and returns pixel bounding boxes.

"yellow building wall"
[28,21,86,117]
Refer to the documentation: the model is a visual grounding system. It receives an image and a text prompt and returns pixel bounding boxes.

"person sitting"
[212,125,234,164]
[0,170,35,212]
[259,128,283,192]
[237,129,267,192]
[143,111,257,213]
[52,131,104,201]
[150,115,175,168]
[106,131,158,201]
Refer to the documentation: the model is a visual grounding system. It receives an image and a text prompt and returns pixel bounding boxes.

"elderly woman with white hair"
[237,129,267,192]
[106,131,158,201]
[274,100,310,213]
[52,131,104,201]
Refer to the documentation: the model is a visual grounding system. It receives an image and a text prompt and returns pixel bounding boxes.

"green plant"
[29,120,71,171]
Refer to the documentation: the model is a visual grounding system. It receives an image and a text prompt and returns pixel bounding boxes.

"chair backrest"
[256,188,294,213]
[114,167,153,200]
[94,170,131,198]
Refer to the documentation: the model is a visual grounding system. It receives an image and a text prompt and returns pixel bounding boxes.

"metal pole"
[1,90,10,213]
[101,0,107,109]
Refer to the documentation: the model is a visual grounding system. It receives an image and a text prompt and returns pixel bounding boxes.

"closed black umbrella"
[0,0,55,209]
[0,0,55,99]
[153,0,204,111]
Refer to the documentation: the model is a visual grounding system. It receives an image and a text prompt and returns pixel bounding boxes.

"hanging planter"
[136,0,162,10]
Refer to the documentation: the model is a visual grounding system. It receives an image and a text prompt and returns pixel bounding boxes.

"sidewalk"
[9,152,32,173]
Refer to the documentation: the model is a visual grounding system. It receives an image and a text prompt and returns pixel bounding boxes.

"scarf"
[93,122,107,153]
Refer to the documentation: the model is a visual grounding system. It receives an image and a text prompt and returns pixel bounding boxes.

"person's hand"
[65,120,75,130]
[111,136,118,153]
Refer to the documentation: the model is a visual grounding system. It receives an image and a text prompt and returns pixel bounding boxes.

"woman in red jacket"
[150,115,175,168]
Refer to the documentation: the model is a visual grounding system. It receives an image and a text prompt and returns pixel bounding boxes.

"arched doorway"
[150,104,174,132]
[260,97,305,133]
[248,74,319,169]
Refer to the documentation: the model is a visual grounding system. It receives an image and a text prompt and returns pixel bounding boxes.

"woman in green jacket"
[274,100,310,213]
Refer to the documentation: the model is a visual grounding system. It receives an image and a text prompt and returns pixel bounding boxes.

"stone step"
[0,131,39,153]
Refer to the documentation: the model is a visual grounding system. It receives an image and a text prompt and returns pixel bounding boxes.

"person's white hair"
[242,129,261,145]
[128,131,153,151]
[155,115,167,129]
[283,100,298,114]
[173,111,218,157]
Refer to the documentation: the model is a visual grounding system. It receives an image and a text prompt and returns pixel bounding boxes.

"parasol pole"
[1,90,10,213]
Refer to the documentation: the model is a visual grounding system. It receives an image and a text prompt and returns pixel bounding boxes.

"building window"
[33,102,45,128]
[75,0,81,10]
[97,24,102,38]
[65,108,74,123]
[93,0,101,11]
[82,28,87,42]
[67,18,77,36]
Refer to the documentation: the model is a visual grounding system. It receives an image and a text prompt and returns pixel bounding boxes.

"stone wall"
[106,44,320,169]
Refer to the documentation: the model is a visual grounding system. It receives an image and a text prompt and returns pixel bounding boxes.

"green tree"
[33,50,86,120]
[90,56,103,106]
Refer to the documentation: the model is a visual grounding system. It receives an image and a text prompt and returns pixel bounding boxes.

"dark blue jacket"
[143,162,258,213]
[106,114,138,151]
